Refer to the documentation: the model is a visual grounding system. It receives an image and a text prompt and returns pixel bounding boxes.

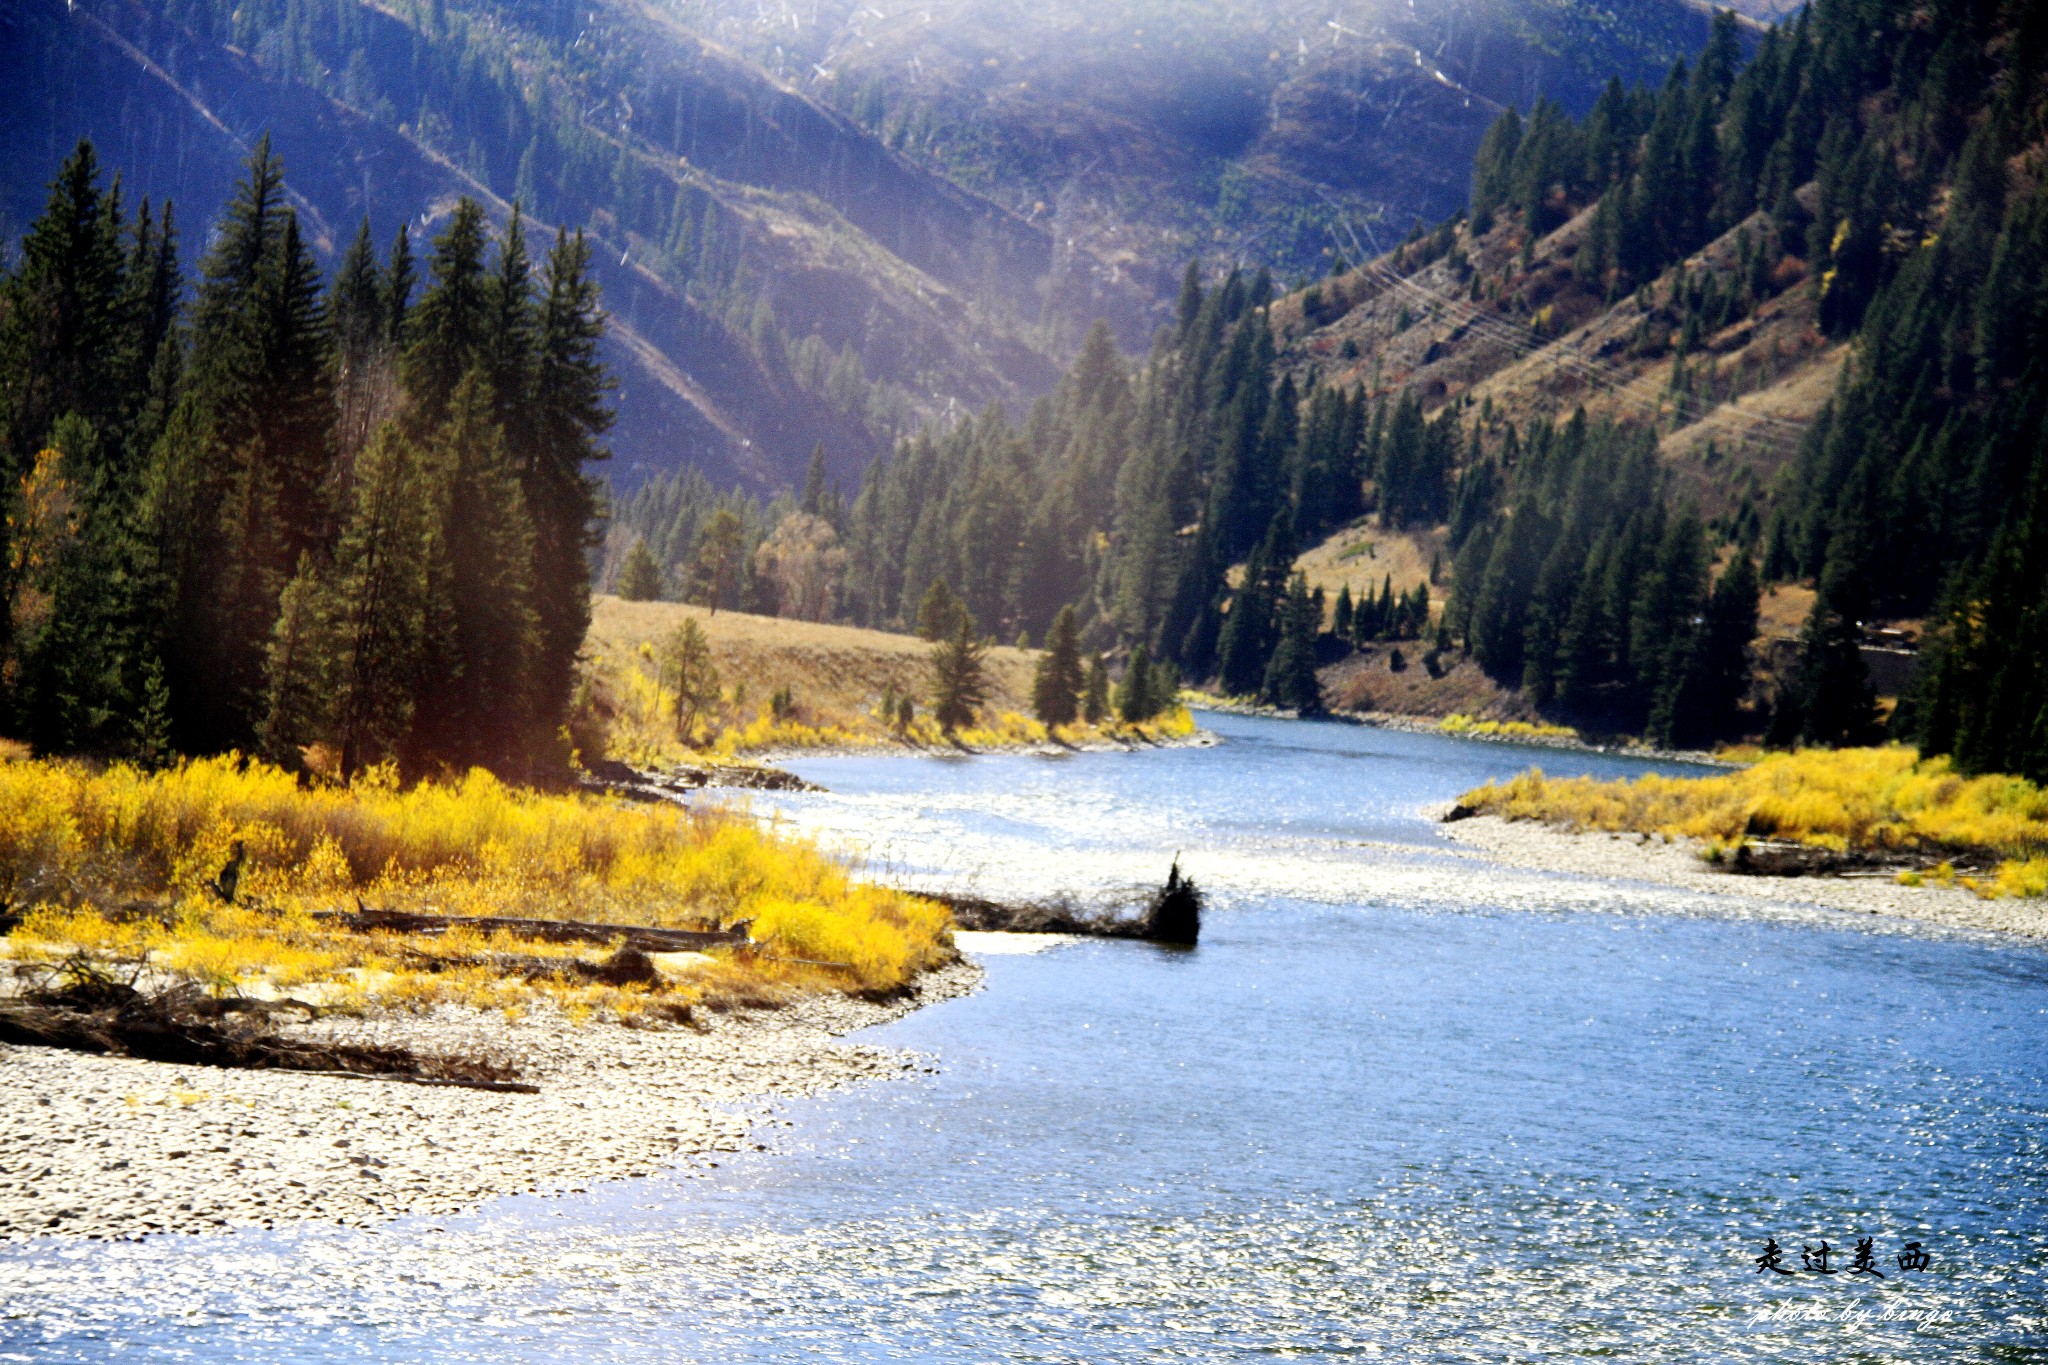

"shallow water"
[4,712,2045,1362]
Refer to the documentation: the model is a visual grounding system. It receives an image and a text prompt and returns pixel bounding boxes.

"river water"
[4,712,2045,1361]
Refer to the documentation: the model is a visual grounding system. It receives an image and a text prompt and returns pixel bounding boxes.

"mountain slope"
[0,0,1078,490]
[1,0,1738,496]
[683,0,1743,278]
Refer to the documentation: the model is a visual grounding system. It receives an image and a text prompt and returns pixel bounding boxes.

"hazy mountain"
[681,0,1740,277]
[1,0,1732,493]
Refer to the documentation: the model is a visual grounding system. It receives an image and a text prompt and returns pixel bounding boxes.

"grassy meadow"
[0,753,955,1019]
[1458,746,2048,898]
[582,596,1195,764]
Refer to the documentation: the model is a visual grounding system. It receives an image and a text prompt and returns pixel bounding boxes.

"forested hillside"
[0,137,607,775]
[0,0,1083,492]
[617,0,2048,780]
[1,0,1743,497]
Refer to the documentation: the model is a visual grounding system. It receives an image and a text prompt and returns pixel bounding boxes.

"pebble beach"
[0,960,983,1243]
[1439,812,2048,940]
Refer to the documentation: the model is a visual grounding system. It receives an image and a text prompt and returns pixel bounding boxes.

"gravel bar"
[0,960,982,1242]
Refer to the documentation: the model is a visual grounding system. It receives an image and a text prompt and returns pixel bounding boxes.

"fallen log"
[579,757,822,799]
[0,977,531,1093]
[317,906,748,954]
[931,860,1202,945]
[399,944,668,987]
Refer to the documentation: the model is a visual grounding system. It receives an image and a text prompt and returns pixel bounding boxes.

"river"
[3,712,2044,1361]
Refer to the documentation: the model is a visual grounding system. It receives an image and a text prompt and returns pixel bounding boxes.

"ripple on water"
[3,714,2044,1363]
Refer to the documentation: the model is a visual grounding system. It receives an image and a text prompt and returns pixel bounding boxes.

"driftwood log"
[579,757,822,801]
[932,861,1202,945]
[316,906,748,954]
[0,975,535,1093]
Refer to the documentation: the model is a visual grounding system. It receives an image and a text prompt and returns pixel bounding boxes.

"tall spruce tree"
[1261,572,1323,713]
[521,225,610,745]
[1032,603,1084,726]
[928,617,988,734]
[405,373,541,775]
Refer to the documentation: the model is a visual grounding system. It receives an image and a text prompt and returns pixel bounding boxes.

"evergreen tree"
[403,200,492,428]
[0,140,128,470]
[1115,642,1154,723]
[1776,581,1877,748]
[916,577,969,641]
[658,617,719,742]
[523,226,611,737]
[150,137,333,753]
[1261,572,1323,713]
[616,538,665,600]
[266,421,432,776]
[1216,512,1294,696]
[687,507,747,612]
[1082,654,1109,724]
[1032,603,1084,726]
[800,442,830,518]
[404,373,541,775]
[928,617,988,734]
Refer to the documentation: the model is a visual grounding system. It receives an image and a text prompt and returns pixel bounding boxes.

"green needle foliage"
[1032,604,1085,726]
[0,136,611,778]
[928,618,989,735]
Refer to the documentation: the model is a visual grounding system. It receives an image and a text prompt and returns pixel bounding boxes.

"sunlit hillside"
[582,598,1193,761]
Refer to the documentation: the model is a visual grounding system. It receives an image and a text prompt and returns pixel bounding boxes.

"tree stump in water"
[1142,859,1201,945]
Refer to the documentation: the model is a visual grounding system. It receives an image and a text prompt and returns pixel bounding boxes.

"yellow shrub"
[1,752,955,1010]
[1457,746,2048,898]
[1440,714,1579,741]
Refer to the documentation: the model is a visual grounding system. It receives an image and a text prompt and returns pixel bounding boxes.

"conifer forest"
[4,0,2048,781]
[0,138,609,778]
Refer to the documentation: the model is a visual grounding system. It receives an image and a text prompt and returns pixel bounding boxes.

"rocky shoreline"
[747,724,1218,767]
[1438,812,2048,940]
[1185,697,1735,767]
[0,959,984,1243]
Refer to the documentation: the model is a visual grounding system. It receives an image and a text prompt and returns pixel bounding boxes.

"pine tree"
[523,226,611,741]
[268,421,432,776]
[1261,572,1322,713]
[1779,581,1877,748]
[404,373,541,775]
[928,617,988,734]
[1216,510,1294,695]
[616,538,665,600]
[0,140,128,470]
[1115,642,1154,723]
[149,138,332,753]
[657,617,719,743]
[385,223,416,345]
[687,507,747,613]
[403,200,492,428]
[1032,603,1084,726]
[800,442,830,517]
[916,577,969,641]
[1082,653,1110,724]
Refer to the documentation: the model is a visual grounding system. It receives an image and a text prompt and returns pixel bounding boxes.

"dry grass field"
[1292,523,1449,621]
[589,597,1039,721]
[583,597,1192,761]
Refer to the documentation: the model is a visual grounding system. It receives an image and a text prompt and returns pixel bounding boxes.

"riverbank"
[0,959,984,1242]
[1438,812,2048,939]
[584,595,1201,763]
[1188,695,1731,767]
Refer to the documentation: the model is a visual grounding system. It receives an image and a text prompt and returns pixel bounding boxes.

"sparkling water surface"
[4,711,2044,1361]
